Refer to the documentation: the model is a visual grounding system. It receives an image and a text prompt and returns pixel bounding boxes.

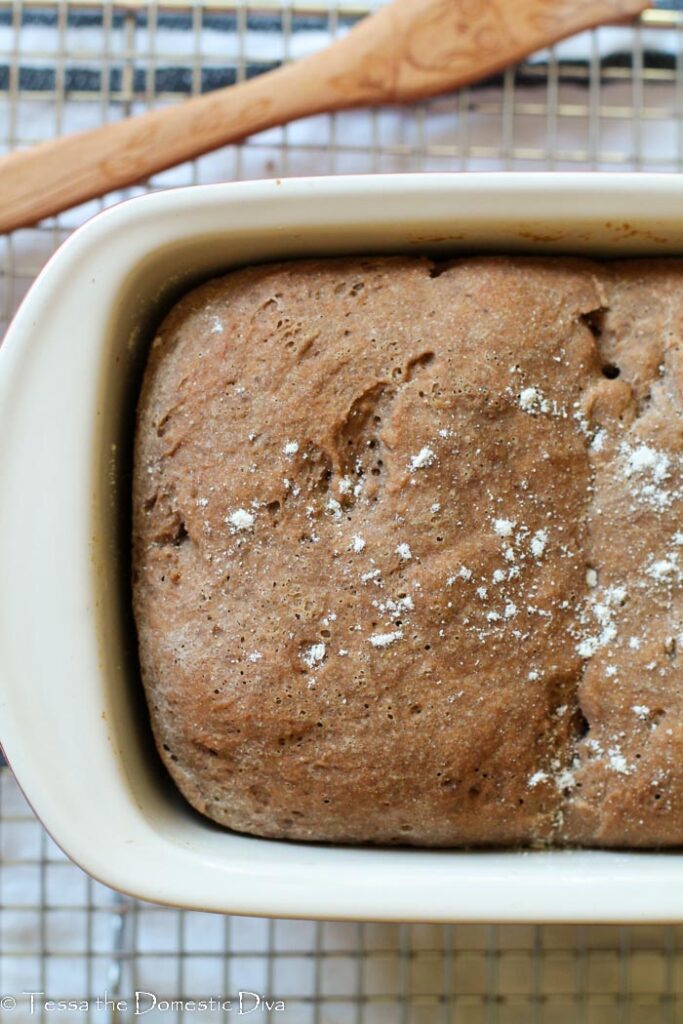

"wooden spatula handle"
[0,0,649,234]
[0,63,325,234]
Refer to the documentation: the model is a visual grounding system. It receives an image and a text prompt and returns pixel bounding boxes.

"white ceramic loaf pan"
[1,173,683,922]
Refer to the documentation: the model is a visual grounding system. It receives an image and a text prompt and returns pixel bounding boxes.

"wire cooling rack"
[3,2,683,1022]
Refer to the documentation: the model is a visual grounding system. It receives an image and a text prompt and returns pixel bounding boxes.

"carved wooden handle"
[0,0,649,234]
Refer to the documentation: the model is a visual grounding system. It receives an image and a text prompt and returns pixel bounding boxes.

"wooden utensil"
[0,0,649,234]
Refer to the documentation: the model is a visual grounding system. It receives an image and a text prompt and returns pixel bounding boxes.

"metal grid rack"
[3,2,683,1021]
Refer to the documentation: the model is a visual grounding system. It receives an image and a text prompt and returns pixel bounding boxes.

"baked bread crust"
[133,256,683,846]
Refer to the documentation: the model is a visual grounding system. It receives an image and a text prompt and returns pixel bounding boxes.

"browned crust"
[132,256,683,847]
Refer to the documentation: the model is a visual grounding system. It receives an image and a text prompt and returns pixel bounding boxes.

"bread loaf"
[133,256,683,846]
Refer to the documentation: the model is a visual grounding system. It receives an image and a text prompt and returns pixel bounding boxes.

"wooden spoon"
[0,0,649,234]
